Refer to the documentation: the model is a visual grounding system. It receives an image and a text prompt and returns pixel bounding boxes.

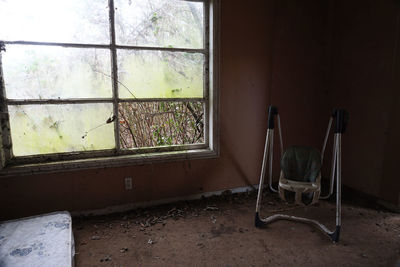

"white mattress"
[0,211,74,267]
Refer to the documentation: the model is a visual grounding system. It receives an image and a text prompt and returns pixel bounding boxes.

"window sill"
[0,148,219,177]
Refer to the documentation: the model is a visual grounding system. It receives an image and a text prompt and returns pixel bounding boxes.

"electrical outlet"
[124,177,132,190]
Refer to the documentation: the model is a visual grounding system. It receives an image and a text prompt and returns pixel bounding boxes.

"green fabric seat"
[280,146,322,183]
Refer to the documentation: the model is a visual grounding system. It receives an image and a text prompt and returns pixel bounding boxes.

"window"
[0,0,219,173]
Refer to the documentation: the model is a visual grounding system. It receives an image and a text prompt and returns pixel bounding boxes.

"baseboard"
[376,199,400,213]
[71,183,400,218]
[71,184,259,217]
[342,185,400,213]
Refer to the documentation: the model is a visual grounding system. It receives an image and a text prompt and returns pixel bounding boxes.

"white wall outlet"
[124,177,133,190]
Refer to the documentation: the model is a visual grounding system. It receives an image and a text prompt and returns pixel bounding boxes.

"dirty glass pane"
[0,0,109,44]
[115,0,203,49]
[2,45,112,99]
[117,50,204,99]
[8,104,115,156]
[119,101,204,148]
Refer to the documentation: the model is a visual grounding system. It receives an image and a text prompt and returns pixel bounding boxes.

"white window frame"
[0,0,220,175]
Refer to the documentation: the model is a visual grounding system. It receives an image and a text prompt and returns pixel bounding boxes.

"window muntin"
[0,0,215,165]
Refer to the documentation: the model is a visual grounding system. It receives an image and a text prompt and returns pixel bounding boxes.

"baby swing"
[255,106,348,243]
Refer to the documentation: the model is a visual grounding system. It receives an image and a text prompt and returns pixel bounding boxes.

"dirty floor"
[73,191,400,266]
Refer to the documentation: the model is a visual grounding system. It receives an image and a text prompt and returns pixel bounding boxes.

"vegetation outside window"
[0,0,219,174]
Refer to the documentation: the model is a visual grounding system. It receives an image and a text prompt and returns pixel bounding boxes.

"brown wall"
[328,0,400,205]
[1,0,399,220]
[269,0,330,168]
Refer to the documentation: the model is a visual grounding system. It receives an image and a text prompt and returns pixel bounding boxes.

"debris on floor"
[73,190,400,266]
[91,235,101,240]
[100,255,112,262]
[204,205,219,211]
[120,247,128,253]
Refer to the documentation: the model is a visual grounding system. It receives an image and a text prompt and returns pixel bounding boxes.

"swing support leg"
[329,133,341,242]
[255,106,280,227]
[255,107,347,243]
[255,133,342,242]
[255,127,272,227]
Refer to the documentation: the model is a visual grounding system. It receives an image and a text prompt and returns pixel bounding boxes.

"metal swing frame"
[255,106,348,243]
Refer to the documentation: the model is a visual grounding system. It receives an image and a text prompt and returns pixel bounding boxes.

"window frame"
[0,0,220,175]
